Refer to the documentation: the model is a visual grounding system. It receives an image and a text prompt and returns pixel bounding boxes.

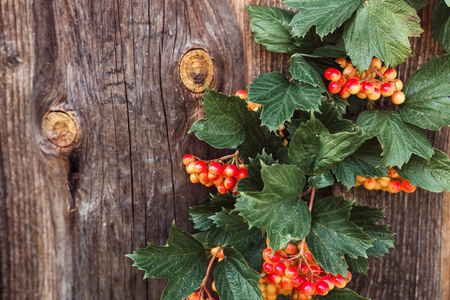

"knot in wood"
[42,111,77,148]
[179,49,214,93]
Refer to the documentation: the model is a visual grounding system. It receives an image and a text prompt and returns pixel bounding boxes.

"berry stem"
[296,188,316,261]
[369,66,384,79]
[300,187,313,197]
[198,246,222,297]
[204,151,240,163]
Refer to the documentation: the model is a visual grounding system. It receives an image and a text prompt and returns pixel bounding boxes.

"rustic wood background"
[0,0,448,299]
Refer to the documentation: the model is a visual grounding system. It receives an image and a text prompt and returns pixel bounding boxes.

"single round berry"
[263,262,275,274]
[207,172,220,181]
[303,251,314,260]
[388,180,402,193]
[334,274,349,289]
[328,81,342,94]
[194,160,207,173]
[391,91,405,105]
[379,66,387,76]
[208,162,222,175]
[290,275,306,288]
[402,180,417,193]
[190,173,200,184]
[285,266,298,279]
[367,87,381,101]
[325,68,342,81]
[335,57,347,68]
[361,81,374,95]
[223,176,237,190]
[225,164,238,177]
[364,177,376,190]
[380,82,395,97]
[187,292,199,300]
[186,161,196,174]
[263,249,280,263]
[356,92,368,99]
[384,68,397,80]
[268,273,282,284]
[321,274,335,290]
[217,184,227,194]
[343,66,355,76]
[235,89,248,100]
[315,280,330,296]
[370,57,382,69]
[300,281,315,297]
[237,169,248,180]
[285,243,297,255]
[392,79,403,91]
[273,262,287,276]
[339,88,351,99]
[198,171,209,182]
[182,154,195,165]
[344,78,361,94]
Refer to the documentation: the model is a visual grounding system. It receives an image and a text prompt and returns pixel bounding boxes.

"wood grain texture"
[1,0,244,299]
[231,0,449,299]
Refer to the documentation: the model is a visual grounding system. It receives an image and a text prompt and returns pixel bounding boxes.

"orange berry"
[388,167,399,178]
[363,178,376,190]
[370,57,382,69]
[402,180,417,193]
[367,88,381,101]
[388,180,402,193]
[384,68,397,80]
[392,91,405,105]
[356,176,367,183]
[392,79,403,91]
[335,57,347,68]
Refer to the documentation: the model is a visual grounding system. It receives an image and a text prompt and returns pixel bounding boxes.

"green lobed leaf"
[306,196,374,276]
[236,163,310,250]
[189,193,236,231]
[247,72,323,131]
[432,0,450,52]
[289,54,325,88]
[289,115,366,175]
[276,295,289,300]
[208,208,263,251]
[404,0,427,10]
[395,149,450,193]
[318,289,370,300]
[308,171,335,188]
[190,87,288,162]
[446,0,450,6]
[214,247,263,300]
[349,206,395,258]
[400,54,450,130]
[343,0,423,71]
[356,109,434,168]
[126,223,208,300]
[240,238,266,272]
[345,255,369,276]
[247,5,298,53]
[236,152,276,193]
[285,0,363,38]
[332,140,389,189]
[311,44,348,58]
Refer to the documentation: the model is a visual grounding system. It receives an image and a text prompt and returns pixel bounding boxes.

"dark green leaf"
[248,5,298,53]
[289,54,325,88]
[344,0,423,71]
[356,109,434,168]
[286,0,362,37]
[308,171,335,188]
[311,44,348,58]
[240,238,266,272]
[396,149,450,193]
[318,289,370,300]
[214,247,263,300]
[349,206,395,257]
[345,255,369,275]
[236,163,310,250]
[276,295,290,300]
[332,140,389,189]
[126,223,208,300]
[236,152,276,193]
[248,72,323,131]
[189,193,236,231]
[432,0,450,52]
[400,54,450,130]
[404,0,427,10]
[306,196,373,276]
[289,116,366,175]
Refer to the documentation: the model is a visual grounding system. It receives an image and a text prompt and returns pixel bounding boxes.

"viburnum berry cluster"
[325,57,405,104]
[357,168,416,193]
[260,242,351,300]
[235,89,262,111]
[182,152,248,194]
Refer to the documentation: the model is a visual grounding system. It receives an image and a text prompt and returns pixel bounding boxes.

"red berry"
[328,81,341,94]
[334,274,349,289]
[217,184,227,194]
[186,161,196,174]
[268,273,282,284]
[198,171,209,182]
[388,180,402,193]
[310,264,321,275]
[188,292,199,300]
[300,281,315,296]
[194,161,207,173]
[182,154,195,166]
[235,90,248,100]
[361,81,374,95]
[207,172,220,181]
[325,68,342,81]
[237,169,248,180]
[344,78,361,94]
[290,275,306,287]
[303,251,314,260]
[284,266,298,278]
[384,68,397,80]
[380,82,394,97]
[263,262,275,274]
[225,165,238,177]
[315,280,330,296]
[274,262,287,276]
[285,243,297,255]
[208,162,222,175]
[321,274,335,290]
[223,176,237,190]
[367,87,381,101]
[402,180,416,193]
[220,164,229,177]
